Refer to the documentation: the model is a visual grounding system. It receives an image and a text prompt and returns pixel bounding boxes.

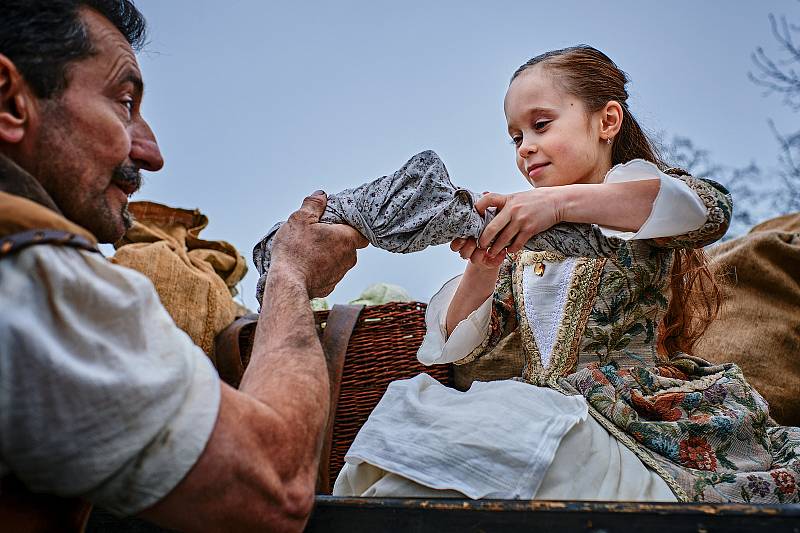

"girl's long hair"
[511,45,721,357]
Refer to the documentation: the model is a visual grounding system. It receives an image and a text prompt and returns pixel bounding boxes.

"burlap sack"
[695,212,800,426]
[111,201,248,364]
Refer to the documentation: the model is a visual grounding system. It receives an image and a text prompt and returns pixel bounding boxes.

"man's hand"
[271,191,368,298]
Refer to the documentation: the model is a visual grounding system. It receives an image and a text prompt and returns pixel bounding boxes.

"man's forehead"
[78,6,142,83]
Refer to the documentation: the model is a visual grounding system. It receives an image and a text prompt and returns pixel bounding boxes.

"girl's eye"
[534,120,551,131]
[510,135,522,147]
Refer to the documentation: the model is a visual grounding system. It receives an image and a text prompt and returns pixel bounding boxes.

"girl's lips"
[527,163,550,178]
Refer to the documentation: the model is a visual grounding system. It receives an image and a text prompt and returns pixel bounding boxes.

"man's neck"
[0,154,61,214]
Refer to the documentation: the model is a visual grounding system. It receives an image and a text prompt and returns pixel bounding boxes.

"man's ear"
[0,54,33,145]
[599,100,623,141]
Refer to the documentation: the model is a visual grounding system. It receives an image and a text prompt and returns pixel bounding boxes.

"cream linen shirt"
[0,244,220,516]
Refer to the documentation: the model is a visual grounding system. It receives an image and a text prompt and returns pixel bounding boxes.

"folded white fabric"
[341,373,588,499]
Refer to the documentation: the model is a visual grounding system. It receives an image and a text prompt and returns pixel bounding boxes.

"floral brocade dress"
[337,162,800,503]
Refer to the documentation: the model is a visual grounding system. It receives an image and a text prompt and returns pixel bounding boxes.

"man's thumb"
[300,190,327,220]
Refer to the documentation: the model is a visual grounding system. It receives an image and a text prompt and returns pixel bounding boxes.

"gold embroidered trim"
[676,177,729,244]
[559,257,605,378]
[513,252,550,385]
[552,379,689,502]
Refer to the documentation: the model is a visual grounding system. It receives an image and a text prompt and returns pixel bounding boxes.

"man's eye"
[534,120,551,130]
[120,97,134,117]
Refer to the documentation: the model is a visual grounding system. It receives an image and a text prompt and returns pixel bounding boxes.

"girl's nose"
[518,140,538,158]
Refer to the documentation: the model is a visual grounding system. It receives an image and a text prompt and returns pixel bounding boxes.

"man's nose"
[130,119,164,172]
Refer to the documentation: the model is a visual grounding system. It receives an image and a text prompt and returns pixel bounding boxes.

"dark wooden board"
[305,497,800,533]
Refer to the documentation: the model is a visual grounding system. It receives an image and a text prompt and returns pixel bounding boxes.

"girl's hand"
[450,237,507,270]
[475,188,562,257]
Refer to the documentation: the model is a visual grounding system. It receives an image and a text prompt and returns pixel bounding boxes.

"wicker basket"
[215,301,452,492]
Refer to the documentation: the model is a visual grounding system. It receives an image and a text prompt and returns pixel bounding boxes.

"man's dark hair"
[0,0,146,98]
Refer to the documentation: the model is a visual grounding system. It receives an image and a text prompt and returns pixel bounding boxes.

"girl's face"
[504,66,611,188]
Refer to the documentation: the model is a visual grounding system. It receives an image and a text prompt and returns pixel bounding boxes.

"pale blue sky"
[131,0,799,309]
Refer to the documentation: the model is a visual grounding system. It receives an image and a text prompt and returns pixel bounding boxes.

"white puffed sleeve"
[598,159,707,240]
[416,275,493,366]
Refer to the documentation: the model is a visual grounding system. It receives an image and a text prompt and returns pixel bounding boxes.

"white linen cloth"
[0,244,221,516]
[335,386,676,501]
[336,373,589,500]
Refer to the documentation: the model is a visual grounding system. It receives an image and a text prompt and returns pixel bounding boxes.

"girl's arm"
[558,179,660,232]
[445,260,502,337]
[476,179,660,255]
[477,161,731,255]
[417,247,517,367]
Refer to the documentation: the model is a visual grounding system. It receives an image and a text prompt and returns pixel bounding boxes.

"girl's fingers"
[487,248,507,267]
[478,209,511,249]
[470,247,493,267]
[475,192,507,217]
[460,240,478,259]
[488,222,519,257]
[508,232,530,254]
[450,238,466,252]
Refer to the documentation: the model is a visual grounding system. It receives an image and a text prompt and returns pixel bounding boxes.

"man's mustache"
[112,165,143,196]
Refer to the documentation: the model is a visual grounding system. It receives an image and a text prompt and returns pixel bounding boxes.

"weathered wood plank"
[305,497,800,533]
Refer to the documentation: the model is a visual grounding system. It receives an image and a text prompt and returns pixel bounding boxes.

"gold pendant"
[534,262,546,276]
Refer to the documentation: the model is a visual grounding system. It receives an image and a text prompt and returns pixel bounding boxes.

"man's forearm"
[239,265,330,475]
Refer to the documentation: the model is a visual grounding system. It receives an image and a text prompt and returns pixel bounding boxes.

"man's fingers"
[346,227,369,248]
[313,283,337,299]
[298,190,328,221]
[450,238,466,252]
[475,192,507,216]
[354,234,368,249]
[328,224,368,249]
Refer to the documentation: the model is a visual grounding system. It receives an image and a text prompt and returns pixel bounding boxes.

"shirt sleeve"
[0,245,221,516]
[416,275,493,366]
[597,159,708,240]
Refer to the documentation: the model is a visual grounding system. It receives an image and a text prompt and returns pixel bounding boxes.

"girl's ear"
[599,100,623,142]
[0,54,33,145]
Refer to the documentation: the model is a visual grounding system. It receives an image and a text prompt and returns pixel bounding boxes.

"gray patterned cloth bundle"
[252,150,621,304]
[252,150,488,303]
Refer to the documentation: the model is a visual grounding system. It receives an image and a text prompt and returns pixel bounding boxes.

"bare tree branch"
[749,13,800,110]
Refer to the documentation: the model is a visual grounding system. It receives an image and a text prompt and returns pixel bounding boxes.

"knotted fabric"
[253,150,487,303]
[252,150,631,305]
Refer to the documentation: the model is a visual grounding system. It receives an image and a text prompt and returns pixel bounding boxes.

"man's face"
[24,7,163,242]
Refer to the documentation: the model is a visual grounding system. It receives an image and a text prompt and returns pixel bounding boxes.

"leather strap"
[213,304,364,493]
[0,229,99,258]
[316,304,365,494]
[214,313,259,387]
